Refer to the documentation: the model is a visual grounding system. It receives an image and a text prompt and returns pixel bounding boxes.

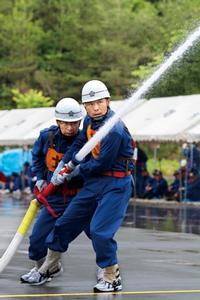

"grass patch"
[147,158,180,179]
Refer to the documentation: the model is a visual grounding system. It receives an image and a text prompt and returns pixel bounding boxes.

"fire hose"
[0,199,40,273]
[0,167,71,273]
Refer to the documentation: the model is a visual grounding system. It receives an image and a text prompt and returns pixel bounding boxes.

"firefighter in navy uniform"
[29,80,134,292]
[20,98,83,283]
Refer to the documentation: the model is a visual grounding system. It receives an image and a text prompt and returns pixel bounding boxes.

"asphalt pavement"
[1,196,200,300]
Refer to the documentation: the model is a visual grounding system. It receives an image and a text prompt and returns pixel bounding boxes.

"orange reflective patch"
[46,148,64,172]
[86,125,100,158]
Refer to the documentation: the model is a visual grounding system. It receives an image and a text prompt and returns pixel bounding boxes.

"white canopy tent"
[131,95,200,142]
[122,96,181,134]
[0,94,200,145]
[0,108,55,145]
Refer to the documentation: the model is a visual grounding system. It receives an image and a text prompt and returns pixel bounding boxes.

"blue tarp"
[0,148,32,176]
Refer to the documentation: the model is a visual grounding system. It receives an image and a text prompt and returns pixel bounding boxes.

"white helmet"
[81,80,110,103]
[55,98,82,122]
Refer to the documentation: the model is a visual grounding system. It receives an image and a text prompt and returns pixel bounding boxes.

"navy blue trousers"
[46,176,132,268]
[29,196,91,261]
[29,200,69,261]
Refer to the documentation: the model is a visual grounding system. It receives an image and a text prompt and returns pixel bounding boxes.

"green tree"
[12,88,53,108]
[97,0,164,98]
[0,0,44,106]
[32,0,106,100]
[1,0,200,107]
[131,0,200,98]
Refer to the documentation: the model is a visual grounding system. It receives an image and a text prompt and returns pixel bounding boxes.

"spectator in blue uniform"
[134,142,148,198]
[166,168,186,201]
[182,143,200,173]
[144,169,168,199]
[185,168,200,202]
[166,170,183,201]
[5,172,22,198]
[20,162,33,194]
[30,80,134,292]
[137,168,153,198]
[20,98,84,283]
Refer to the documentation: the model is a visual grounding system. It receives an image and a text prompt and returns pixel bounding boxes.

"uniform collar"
[90,108,114,129]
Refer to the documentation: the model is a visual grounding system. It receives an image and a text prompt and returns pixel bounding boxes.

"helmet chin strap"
[91,107,110,121]
[92,115,105,121]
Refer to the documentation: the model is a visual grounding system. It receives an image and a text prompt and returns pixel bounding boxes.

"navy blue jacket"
[170,179,180,194]
[186,177,200,201]
[63,109,134,177]
[182,145,200,171]
[144,177,168,199]
[32,125,83,203]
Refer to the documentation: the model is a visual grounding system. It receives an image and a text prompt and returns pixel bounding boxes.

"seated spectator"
[166,170,185,201]
[143,169,168,199]
[20,162,32,194]
[137,168,153,198]
[5,172,22,199]
[184,168,200,202]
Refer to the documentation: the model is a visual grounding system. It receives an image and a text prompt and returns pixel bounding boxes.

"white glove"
[51,172,66,185]
[35,179,47,192]
[51,161,75,185]
[53,160,65,177]
[51,160,65,184]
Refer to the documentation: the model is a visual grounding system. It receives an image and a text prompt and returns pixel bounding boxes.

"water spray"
[75,25,200,162]
[1,25,200,274]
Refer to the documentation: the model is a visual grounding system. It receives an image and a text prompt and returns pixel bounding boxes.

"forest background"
[1,0,200,175]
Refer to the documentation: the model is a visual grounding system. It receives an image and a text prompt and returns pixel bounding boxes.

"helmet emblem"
[89,90,95,97]
[68,111,74,116]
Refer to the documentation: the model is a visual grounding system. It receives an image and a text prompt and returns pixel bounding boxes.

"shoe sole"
[20,277,52,284]
[28,278,51,286]
[20,278,29,283]
[21,266,63,284]
[93,286,122,293]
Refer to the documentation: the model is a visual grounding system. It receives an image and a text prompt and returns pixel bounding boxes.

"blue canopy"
[0,148,32,176]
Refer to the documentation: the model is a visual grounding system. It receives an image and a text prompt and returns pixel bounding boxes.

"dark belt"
[101,171,131,178]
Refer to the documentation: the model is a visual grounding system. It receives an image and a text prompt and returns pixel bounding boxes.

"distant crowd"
[134,142,200,202]
[1,142,200,202]
[134,166,200,202]
[0,162,36,199]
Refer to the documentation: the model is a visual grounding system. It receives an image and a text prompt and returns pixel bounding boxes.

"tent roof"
[1,95,200,145]
[122,96,181,134]
[130,95,200,142]
[183,122,200,142]
[0,108,55,145]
